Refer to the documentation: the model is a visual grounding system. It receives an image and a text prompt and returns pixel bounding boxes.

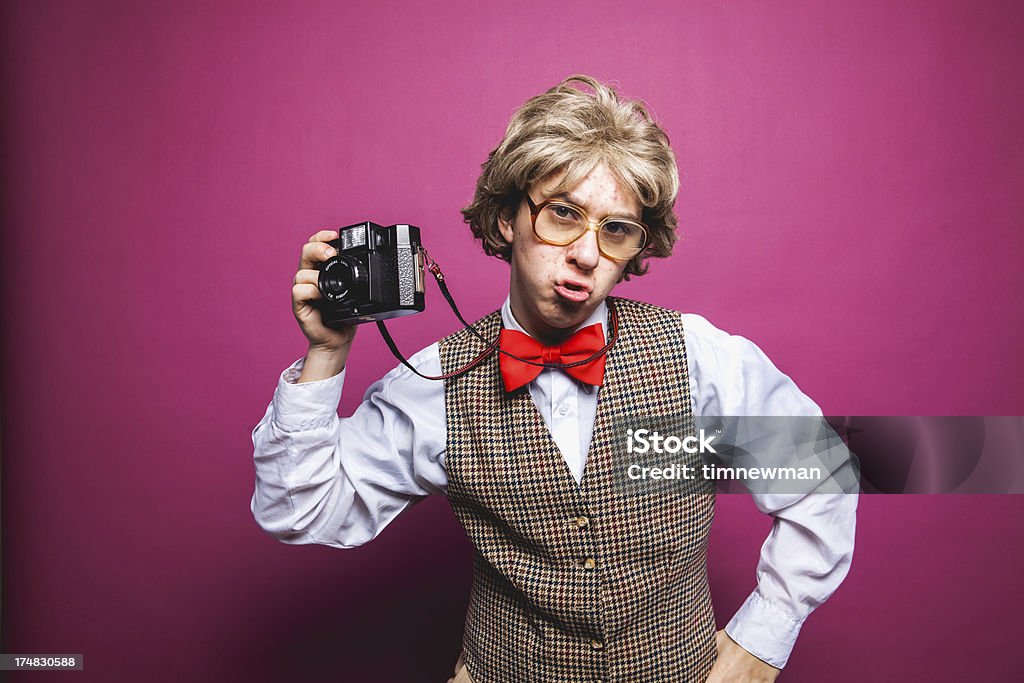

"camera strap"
[375,252,620,381]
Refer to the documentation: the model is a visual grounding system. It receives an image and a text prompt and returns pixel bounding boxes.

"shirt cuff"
[724,591,803,669]
[271,358,346,433]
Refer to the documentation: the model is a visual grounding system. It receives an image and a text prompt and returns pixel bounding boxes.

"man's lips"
[554,279,593,302]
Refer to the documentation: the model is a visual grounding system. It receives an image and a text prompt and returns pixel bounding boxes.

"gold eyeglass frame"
[525,194,649,262]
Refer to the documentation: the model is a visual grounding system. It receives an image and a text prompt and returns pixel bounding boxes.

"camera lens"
[318,254,366,302]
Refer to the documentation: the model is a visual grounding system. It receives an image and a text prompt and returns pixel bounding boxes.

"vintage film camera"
[316,221,426,327]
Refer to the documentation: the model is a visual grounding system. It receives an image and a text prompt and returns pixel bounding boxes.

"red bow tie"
[498,323,607,392]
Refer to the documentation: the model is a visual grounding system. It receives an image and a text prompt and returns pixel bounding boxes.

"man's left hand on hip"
[706,629,782,682]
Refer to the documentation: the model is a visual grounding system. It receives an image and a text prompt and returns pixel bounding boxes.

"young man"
[252,76,857,682]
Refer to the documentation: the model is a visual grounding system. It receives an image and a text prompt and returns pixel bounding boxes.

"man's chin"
[548,297,599,328]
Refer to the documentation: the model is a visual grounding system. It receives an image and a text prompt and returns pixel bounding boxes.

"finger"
[293,269,320,286]
[291,283,322,307]
[299,241,338,270]
[308,229,339,243]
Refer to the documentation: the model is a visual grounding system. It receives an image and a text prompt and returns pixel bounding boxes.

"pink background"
[2,1,1023,681]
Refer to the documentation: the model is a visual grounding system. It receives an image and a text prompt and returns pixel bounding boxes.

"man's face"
[498,163,640,343]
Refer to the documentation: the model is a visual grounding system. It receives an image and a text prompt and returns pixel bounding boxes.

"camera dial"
[318,254,368,303]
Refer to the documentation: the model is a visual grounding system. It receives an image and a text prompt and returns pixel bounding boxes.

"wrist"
[298,344,349,383]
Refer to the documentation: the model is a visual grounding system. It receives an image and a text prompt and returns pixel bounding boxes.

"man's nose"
[567,228,601,270]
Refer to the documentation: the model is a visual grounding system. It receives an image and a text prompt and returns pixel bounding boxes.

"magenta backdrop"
[2,1,1023,681]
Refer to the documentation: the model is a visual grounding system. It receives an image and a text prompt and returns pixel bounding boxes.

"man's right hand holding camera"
[292,229,356,383]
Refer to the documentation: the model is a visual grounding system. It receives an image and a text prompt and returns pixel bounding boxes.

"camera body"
[316,221,426,327]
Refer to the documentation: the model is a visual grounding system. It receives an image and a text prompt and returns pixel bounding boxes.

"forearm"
[726,490,858,668]
[251,365,374,547]
[250,351,448,548]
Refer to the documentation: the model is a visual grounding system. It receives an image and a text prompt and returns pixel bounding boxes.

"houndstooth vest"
[439,297,717,683]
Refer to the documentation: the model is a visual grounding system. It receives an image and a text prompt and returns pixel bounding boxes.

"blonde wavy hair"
[462,75,680,278]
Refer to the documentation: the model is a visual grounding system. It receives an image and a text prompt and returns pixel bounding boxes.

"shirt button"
[575,516,590,529]
[590,639,604,651]
[583,557,597,570]
[558,402,570,416]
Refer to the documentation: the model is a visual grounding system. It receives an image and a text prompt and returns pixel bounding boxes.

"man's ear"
[497,210,516,245]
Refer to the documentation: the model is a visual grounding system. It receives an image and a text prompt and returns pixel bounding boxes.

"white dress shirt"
[251,298,857,668]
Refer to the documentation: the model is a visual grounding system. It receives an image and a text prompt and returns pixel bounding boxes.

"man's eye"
[552,205,575,219]
[604,221,629,235]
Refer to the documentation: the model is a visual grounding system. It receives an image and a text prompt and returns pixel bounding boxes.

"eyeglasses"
[525,194,649,261]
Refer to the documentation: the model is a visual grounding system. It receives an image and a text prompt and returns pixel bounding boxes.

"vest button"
[590,639,604,650]
[583,557,597,570]
[575,516,590,529]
